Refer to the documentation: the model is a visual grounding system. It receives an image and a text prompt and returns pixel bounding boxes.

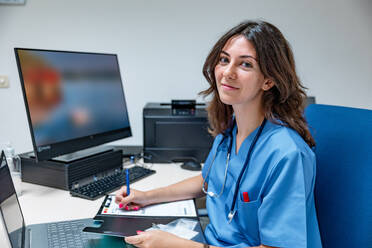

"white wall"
[0,0,371,153]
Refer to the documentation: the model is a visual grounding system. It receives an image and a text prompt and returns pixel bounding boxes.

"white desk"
[0,163,200,246]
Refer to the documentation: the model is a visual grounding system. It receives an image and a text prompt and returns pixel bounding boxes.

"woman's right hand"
[115,186,150,211]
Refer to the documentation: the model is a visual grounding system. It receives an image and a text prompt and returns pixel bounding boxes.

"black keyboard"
[70,166,156,200]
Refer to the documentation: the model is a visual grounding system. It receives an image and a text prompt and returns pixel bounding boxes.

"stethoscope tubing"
[203,118,267,223]
[228,118,267,221]
[202,123,234,197]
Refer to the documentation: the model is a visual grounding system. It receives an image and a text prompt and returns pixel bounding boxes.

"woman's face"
[214,35,271,108]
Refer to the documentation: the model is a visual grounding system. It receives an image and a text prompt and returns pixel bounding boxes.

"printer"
[143,101,213,163]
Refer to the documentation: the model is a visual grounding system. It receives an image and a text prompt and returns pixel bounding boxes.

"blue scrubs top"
[202,120,322,248]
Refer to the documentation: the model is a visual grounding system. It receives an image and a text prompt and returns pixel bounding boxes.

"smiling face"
[214,35,273,109]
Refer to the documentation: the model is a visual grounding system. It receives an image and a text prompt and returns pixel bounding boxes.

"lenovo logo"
[37,146,51,152]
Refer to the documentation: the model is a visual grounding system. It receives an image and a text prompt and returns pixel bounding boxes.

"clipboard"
[83,195,206,243]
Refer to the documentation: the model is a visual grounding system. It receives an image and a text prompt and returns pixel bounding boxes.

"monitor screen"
[15,48,132,161]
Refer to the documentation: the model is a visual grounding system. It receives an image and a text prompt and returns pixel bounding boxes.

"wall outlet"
[0,76,9,88]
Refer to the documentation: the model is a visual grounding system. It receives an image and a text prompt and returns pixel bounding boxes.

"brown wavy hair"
[199,20,315,147]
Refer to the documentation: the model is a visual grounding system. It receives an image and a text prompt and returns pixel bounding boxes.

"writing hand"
[115,186,150,210]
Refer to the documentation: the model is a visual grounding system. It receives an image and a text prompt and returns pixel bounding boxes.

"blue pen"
[126,168,130,196]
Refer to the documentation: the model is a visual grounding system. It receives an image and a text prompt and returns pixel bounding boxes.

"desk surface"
[0,162,200,246]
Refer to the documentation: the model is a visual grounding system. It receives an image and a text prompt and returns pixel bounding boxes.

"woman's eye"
[241,62,252,68]
[219,57,229,64]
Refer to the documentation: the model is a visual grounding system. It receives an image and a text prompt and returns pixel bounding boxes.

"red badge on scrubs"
[242,192,250,202]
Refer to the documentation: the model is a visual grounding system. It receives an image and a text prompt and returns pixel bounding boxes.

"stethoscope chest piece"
[207,191,216,197]
[228,210,236,223]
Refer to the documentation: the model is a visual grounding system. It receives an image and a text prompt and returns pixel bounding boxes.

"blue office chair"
[305,104,372,247]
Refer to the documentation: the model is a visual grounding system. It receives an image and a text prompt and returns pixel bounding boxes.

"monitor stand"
[51,146,113,163]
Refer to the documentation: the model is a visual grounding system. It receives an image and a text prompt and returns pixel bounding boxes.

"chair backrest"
[305,104,372,247]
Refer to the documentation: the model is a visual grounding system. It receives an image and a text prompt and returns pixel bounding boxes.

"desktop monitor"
[15,48,132,161]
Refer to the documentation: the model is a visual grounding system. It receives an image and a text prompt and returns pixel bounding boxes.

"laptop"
[0,151,126,248]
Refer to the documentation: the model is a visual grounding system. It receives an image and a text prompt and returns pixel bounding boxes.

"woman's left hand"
[125,230,186,248]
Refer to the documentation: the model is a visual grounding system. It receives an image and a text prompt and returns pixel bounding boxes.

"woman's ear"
[262,79,275,91]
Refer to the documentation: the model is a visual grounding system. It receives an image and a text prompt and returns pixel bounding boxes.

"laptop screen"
[0,151,25,248]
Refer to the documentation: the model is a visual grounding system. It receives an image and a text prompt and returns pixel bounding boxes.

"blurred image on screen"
[17,50,130,147]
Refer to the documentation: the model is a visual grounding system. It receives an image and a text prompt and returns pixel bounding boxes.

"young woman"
[116,20,322,248]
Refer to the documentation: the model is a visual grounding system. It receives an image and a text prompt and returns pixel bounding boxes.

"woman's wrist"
[143,190,156,206]
[182,239,210,248]
[144,187,167,205]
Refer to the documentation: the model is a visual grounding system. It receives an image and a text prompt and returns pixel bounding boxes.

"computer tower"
[143,102,213,163]
[19,150,122,190]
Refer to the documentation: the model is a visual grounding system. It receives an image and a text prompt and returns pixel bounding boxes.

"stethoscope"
[202,118,267,223]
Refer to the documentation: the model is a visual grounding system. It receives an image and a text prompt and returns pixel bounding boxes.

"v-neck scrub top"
[202,120,322,248]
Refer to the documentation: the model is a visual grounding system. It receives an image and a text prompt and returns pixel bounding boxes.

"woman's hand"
[115,186,150,210]
[125,230,189,248]
[115,174,205,212]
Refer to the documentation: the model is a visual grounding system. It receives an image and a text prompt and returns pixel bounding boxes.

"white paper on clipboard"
[100,195,197,217]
